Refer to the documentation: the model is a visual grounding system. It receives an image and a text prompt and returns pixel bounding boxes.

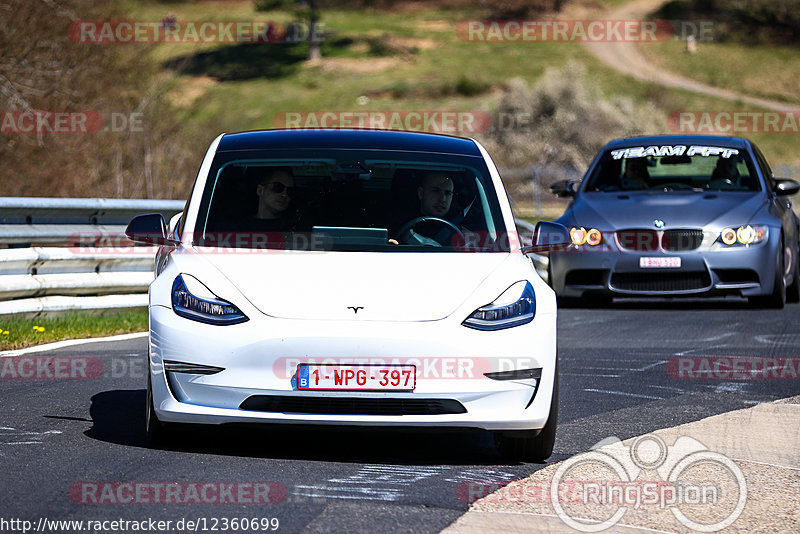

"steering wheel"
[396,217,465,246]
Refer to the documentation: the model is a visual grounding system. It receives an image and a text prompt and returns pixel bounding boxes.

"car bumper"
[550,235,779,298]
[148,305,557,431]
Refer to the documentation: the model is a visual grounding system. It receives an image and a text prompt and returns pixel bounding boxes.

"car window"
[192,149,509,252]
[584,145,761,193]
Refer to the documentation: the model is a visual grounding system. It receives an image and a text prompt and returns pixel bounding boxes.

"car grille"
[239,395,467,416]
[616,230,659,251]
[610,272,711,292]
[616,229,703,252]
[662,230,703,251]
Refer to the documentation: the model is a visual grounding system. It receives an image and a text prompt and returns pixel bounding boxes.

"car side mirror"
[521,221,570,254]
[774,178,800,197]
[125,213,176,245]
[550,180,578,198]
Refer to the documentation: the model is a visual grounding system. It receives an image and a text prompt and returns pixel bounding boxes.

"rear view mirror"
[550,180,578,198]
[774,179,800,197]
[125,213,175,245]
[521,221,570,254]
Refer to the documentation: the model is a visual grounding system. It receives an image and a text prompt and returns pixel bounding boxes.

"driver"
[621,157,650,190]
[392,172,461,246]
[418,172,454,218]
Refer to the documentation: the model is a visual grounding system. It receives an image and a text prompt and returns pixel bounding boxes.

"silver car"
[549,135,800,308]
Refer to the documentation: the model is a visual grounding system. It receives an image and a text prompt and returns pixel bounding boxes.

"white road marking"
[712,382,748,394]
[0,332,147,358]
[0,428,62,446]
[562,373,621,378]
[697,332,736,342]
[292,485,404,501]
[584,388,664,400]
[292,464,449,501]
[443,469,517,484]
[648,385,685,393]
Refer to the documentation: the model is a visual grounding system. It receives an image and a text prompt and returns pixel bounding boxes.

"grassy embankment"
[126,0,800,194]
[0,310,148,352]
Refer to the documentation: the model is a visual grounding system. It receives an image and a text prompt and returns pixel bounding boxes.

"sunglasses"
[265,182,295,195]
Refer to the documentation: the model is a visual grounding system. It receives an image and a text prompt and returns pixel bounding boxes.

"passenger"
[622,158,650,190]
[250,167,295,231]
[710,157,740,188]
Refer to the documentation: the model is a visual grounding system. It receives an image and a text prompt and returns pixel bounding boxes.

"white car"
[126,129,568,461]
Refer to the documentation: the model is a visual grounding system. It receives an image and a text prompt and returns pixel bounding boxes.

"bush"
[477,63,664,174]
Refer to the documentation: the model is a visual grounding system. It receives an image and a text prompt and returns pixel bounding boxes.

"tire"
[750,240,786,309]
[494,363,559,462]
[786,241,800,303]
[146,371,173,444]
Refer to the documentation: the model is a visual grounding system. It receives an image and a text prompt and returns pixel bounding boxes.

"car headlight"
[171,274,248,325]
[570,226,603,246]
[718,225,767,246]
[463,281,535,331]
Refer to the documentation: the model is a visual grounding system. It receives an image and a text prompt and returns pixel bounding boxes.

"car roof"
[217,129,482,156]
[603,135,751,150]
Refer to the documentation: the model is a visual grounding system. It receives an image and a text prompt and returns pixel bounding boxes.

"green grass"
[0,309,148,351]
[637,40,800,106]
[120,0,800,207]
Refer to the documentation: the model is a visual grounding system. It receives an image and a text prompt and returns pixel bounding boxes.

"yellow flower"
[2,331,8,335]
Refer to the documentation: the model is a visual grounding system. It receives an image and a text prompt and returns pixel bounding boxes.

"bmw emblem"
[653,219,665,229]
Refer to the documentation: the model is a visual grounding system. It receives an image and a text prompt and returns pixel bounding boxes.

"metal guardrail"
[0,197,548,317]
[0,197,183,317]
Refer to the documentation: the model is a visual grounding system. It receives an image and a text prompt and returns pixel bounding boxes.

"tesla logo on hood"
[347,306,364,314]
[653,219,665,228]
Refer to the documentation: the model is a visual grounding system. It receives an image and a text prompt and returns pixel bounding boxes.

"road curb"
[443,397,800,533]
[0,331,147,358]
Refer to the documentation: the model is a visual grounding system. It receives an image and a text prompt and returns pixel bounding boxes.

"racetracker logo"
[273,111,492,134]
[457,19,679,42]
[67,231,515,254]
[69,482,287,504]
[668,111,800,134]
[67,20,310,44]
[667,356,800,379]
[0,356,146,380]
[551,434,746,532]
[0,111,143,134]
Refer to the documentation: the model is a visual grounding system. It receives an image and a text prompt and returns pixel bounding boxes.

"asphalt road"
[1,299,799,533]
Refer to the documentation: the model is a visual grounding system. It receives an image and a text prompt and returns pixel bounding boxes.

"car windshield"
[193,148,509,252]
[583,145,761,193]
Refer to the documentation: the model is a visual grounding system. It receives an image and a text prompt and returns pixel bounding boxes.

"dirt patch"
[387,36,438,50]
[168,76,218,108]
[315,57,402,73]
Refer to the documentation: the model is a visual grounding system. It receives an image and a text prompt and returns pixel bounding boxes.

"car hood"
[195,250,510,321]
[566,192,765,229]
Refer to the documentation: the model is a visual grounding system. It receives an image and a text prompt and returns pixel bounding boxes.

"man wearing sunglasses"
[255,167,295,221]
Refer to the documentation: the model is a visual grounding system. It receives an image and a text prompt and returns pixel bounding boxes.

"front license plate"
[639,257,681,268]
[296,364,416,391]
